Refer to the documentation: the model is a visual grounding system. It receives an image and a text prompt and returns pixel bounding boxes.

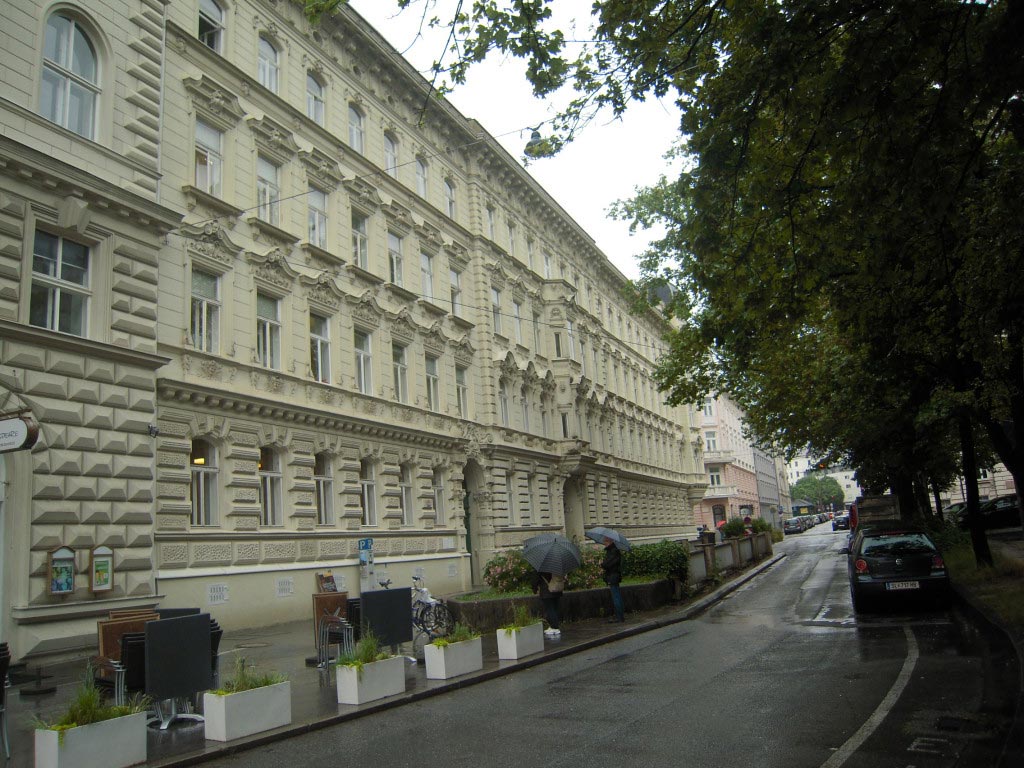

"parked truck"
[849,494,901,530]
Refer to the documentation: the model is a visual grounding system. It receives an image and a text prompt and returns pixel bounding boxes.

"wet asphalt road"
[206,525,1021,768]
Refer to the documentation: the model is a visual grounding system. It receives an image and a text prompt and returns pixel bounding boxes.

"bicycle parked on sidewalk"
[379,576,456,658]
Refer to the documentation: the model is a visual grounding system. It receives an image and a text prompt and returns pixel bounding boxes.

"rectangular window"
[533,312,542,352]
[359,459,376,526]
[314,453,334,525]
[310,313,331,383]
[190,268,219,353]
[456,365,469,419]
[425,354,439,412]
[507,222,516,256]
[195,120,223,197]
[308,186,328,249]
[444,180,456,218]
[190,439,218,526]
[256,292,281,369]
[553,333,562,358]
[521,392,530,432]
[258,447,282,526]
[399,464,414,526]
[392,343,408,403]
[543,252,552,279]
[705,431,717,452]
[709,469,722,487]
[491,288,502,335]
[525,474,537,523]
[416,159,428,197]
[449,268,462,316]
[526,239,534,270]
[30,231,89,337]
[499,380,510,426]
[354,330,373,394]
[306,73,325,125]
[432,469,445,526]
[486,207,496,240]
[513,301,523,344]
[703,397,714,418]
[420,252,434,301]
[505,472,516,525]
[256,156,280,225]
[388,231,403,286]
[561,413,570,438]
[352,212,368,269]
[567,320,576,360]
[384,135,398,178]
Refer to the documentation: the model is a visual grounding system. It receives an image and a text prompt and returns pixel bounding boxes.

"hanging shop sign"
[0,414,38,454]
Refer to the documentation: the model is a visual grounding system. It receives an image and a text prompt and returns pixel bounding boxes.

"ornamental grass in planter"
[203,657,291,742]
[496,604,545,660]
[424,623,483,680]
[336,632,406,705]
[34,674,148,768]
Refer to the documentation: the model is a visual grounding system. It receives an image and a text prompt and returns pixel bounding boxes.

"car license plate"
[885,581,919,591]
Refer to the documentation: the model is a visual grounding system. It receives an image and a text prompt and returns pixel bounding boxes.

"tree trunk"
[930,479,945,520]
[960,412,993,568]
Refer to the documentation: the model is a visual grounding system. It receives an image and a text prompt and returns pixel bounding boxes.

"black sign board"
[360,588,412,646]
[145,613,213,700]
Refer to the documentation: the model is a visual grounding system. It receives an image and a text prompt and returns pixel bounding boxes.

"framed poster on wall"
[48,546,75,595]
[90,545,114,593]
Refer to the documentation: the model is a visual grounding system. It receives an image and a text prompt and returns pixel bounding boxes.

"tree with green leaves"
[790,474,845,514]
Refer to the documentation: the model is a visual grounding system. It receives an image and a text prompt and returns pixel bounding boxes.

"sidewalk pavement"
[2,554,786,768]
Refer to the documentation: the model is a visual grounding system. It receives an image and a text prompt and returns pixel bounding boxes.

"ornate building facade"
[0,0,706,659]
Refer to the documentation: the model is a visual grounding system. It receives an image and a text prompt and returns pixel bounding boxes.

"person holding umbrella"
[601,536,625,623]
[522,533,581,638]
[532,570,565,637]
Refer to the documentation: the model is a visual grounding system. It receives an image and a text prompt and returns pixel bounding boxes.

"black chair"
[210,622,223,686]
[0,642,10,759]
[94,632,146,706]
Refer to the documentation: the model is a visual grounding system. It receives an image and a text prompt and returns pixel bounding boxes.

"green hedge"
[482,539,689,594]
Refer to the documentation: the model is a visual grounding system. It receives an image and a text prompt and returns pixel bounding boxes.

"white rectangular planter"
[35,712,147,768]
[496,621,545,660]
[424,636,483,680]
[336,655,406,705]
[203,680,292,742]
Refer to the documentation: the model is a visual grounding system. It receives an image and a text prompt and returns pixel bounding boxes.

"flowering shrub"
[566,548,603,590]
[482,549,534,592]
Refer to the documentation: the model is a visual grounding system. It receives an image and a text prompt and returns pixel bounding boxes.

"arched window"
[443,179,456,218]
[383,133,398,177]
[41,13,99,139]
[198,0,224,52]
[306,72,325,125]
[257,37,279,92]
[348,105,364,153]
[415,158,428,196]
[190,439,218,526]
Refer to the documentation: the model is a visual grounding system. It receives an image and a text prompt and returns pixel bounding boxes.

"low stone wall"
[448,580,677,632]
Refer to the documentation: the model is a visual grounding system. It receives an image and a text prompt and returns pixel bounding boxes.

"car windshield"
[861,533,936,557]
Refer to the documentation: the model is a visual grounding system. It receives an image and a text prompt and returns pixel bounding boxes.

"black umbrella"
[522,534,583,576]
[585,526,632,551]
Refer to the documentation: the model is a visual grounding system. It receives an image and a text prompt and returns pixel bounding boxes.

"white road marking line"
[820,626,919,768]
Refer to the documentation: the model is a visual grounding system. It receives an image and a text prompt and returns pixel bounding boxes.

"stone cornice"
[0,319,170,370]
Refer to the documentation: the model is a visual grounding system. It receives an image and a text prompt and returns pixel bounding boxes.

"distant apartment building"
[940,464,1016,507]
[786,450,863,509]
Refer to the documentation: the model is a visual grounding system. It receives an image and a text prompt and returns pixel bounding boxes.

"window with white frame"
[351,212,368,269]
[526,239,535,270]
[580,340,587,376]
[512,300,523,344]
[194,120,223,197]
[507,222,516,256]
[359,458,376,526]
[449,268,462,316]
[491,288,502,335]
[354,329,372,394]
[256,156,280,225]
[425,354,439,411]
[308,186,328,248]
[383,133,398,178]
[566,320,576,360]
[41,12,99,140]
[310,313,330,383]
[190,268,220,353]
[432,468,445,525]
[443,179,456,218]
[525,473,537,523]
[455,365,469,419]
[257,37,279,92]
[30,231,89,337]
[198,0,224,52]
[387,231,403,286]
[392,343,408,403]
[348,105,364,153]
[533,312,542,352]
[703,397,714,418]
[306,72,325,125]
[499,379,510,426]
[258,446,282,526]
[314,452,334,525]
[505,472,516,525]
[705,431,717,452]
[399,464,414,525]
[521,389,530,432]
[486,207,496,240]
[543,251,552,279]
[415,158,428,196]
[256,292,280,369]
[420,252,434,301]
[709,468,722,487]
[190,438,218,526]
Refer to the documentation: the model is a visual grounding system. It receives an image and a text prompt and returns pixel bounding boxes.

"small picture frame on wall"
[90,546,114,593]
[48,546,76,595]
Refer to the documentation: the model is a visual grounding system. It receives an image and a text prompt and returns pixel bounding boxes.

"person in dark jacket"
[601,537,625,623]
[531,570,564,637]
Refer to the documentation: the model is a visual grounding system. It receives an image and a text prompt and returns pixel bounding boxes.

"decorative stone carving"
[183,75,245,130]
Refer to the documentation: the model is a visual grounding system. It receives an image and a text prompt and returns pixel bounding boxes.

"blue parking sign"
[358,537,373,551]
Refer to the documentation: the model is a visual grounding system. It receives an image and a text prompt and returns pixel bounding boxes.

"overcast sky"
[347,0,681,281]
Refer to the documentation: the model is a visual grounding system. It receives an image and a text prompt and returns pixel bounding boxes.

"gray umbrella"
[522,534,582,576]
[585,526,632,551]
